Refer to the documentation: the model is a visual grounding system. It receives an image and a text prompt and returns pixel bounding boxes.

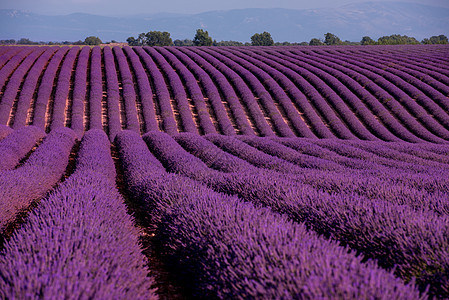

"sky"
[1,0,449,16]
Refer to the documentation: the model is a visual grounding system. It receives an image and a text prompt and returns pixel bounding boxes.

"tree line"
[1,32,447,46]
[127,30,449,46]
[0,36,108,46]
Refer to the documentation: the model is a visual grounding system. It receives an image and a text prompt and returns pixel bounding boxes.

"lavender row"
[242,47,357,139]
[144,47,198,133]
[143,131,449,296]
[277,48,424,142]
[351,50,449,125]
[300,48,440,142]
[174,132,261,173]
[0,47,23,69]
[70,46,90,137]
[123,46,158,132]
[0,129,156,299]
[112,46,141,133]
[274,137,449,196]
[134,47,178,134]
[305,138,449,174]
[178,47,255,135]
[334,138,449,170]
[116,130,423,299]
[0,47,35,92]
[50,46,79,130]
[166,47,236,135]
[382,142,449,164]
[12,47,58,129]
[177,47,254,135]
[88,46,103,130]
[302,48,446,143]
[32,47,69,130]
[190,47,275,136]
[223,47,324,138]
[0,127,77,233]
[103,46,122,140]
[358,47,449,77]
[270,136,426,173]
[176,133,449,217]
[257,48,383,140]
[155,47,217,134]
[203,134,449,214]
[311,48,449,142]
[252,47,361,139]
[246,136,449,214]
[0,125,12,141]
[324,49,449,137]
[370,50,449,88]
[0,47,47,125]
[353,49,449,102]
[234,48,334,138]
[0,126,45,171]
[205,47,296,137]
[269,48,405,141]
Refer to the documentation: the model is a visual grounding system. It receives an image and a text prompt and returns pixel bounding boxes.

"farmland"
[0,44,448,299]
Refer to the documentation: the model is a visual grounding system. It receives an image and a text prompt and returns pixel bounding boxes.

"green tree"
[324,33,342,45]
[84,36,102,45]
[361,36,377,45]
[0,39,16,45]
[213,40,244,46]
[422,34,448,44]
[251,32,274,46]
[378,34,419,45]
[309,38,324,46]
[145,31,173,46]
[127,37,138,46]
[274,41,301,46]
[17,38,37,45]
[136,33,147,46]
[174,39,193,46]
[193,29,213,46]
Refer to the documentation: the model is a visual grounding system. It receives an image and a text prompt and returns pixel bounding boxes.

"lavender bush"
[0,127,77,232]
[0,129,157,299]
[117,130,424,299]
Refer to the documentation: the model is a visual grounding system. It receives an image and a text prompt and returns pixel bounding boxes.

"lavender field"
[0,44,448,299]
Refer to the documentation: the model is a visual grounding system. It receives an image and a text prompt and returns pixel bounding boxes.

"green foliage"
[17,38,38,45]
[377,34,419,45]
[324,32,342,45]
[174,39,194,46]
[84,36,102,45]
[361,36,377,45]
[422,35,448,44]
[127,37,138,46]
[309,38,324,46]
[343,40,360,45]
[251,32,274,46]
[213,40,245,46]
[146,31,173,46]
[137,33,146,46]
[0,39,16,45]
[193,29,213,46]
[127,31,172,46]
[274,41,303,46]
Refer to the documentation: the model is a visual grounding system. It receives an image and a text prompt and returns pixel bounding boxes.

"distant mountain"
[0,2,448,42]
